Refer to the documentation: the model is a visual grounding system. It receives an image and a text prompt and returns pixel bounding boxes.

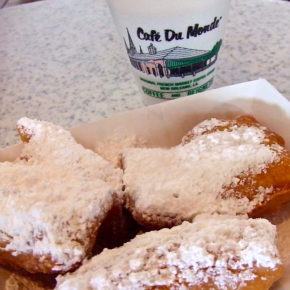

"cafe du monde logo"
[123,17,222,79]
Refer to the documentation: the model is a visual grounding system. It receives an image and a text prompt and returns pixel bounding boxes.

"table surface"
[0,0,289,148]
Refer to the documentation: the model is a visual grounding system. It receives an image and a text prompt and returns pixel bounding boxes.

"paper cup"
[106,0,231,105]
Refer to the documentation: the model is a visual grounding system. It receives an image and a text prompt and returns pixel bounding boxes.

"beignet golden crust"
[183,116,290,218]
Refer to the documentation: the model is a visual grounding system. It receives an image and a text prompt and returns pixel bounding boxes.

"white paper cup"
[106,0,231,105]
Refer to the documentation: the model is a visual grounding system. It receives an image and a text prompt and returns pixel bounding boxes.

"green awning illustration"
[126,33,223,79]
[165,40,222,69]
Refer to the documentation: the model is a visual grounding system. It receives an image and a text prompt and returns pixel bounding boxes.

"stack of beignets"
[0,115,289,290]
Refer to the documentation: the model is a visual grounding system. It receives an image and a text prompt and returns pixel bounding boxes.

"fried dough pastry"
[0,117,123,274]
[123,115,290,229]
[56,215,284,290]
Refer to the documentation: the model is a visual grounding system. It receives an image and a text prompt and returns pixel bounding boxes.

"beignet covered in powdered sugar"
[123,116,290,229]
[0,117,123,274]
[56,214,284,290]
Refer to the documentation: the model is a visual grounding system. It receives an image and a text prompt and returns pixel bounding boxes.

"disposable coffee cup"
[106,0,231,105]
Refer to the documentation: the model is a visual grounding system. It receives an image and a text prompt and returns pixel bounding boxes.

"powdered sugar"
[17,117,123,192]
[0,117,123,272]
[191,118,229,135]
[56,215,281,289]
[123,123,282,222]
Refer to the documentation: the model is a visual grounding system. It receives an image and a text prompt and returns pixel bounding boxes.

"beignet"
[0,117,123,274]
[56,215,284,290]
[123,116,290,229]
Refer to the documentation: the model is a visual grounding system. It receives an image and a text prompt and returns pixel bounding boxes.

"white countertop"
[0,0,289,148]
